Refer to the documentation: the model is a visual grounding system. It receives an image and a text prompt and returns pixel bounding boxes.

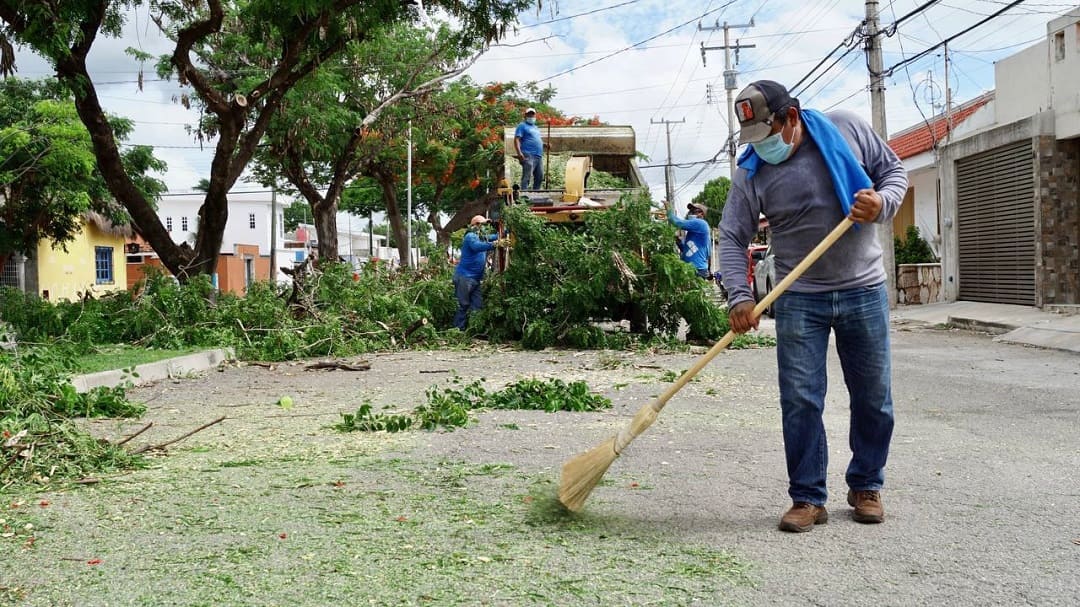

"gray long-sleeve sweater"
[718,110,909,308]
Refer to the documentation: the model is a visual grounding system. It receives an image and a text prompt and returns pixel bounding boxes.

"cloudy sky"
[9,0,1078,203]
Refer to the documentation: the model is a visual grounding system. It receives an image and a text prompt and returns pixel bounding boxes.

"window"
[166,216,173,231]
[1,256,19,288]
[95,246,114,284]
[181,216,189,231]
[249,213,256,229]
[1054,30,1065,61]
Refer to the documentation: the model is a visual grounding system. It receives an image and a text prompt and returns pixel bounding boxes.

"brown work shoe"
[847,489,885,524]
[778,502,828,533]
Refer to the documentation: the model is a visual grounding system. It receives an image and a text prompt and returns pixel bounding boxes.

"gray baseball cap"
[734,80,795,144]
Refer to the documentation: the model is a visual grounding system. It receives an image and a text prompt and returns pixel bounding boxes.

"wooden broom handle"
[619,217,856,448]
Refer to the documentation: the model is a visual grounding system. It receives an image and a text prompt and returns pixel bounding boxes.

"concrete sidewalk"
[70,348,234,393]
[892,301,1080,354]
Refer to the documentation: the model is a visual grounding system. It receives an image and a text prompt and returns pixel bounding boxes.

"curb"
[70,348,235,393]
[947,316,1017,335]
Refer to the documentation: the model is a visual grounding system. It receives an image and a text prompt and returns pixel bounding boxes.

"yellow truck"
[500,124,647,222]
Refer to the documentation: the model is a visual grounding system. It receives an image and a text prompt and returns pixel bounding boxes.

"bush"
[895,225,937,266]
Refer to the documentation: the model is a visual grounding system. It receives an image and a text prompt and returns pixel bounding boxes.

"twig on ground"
[114,423,153,447]
[305,360,371,372]
[129,416,225,455]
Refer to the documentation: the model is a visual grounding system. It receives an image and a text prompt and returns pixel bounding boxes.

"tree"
[250,20,523,264]
[0,0,533,280]
[282,200,311,233]
[691,176,731,227]
[0,77,165,270]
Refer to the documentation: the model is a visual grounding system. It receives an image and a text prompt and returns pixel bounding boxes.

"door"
[955,140,1035,305]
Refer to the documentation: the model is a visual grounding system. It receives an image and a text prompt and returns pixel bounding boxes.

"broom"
[558,217,856,511]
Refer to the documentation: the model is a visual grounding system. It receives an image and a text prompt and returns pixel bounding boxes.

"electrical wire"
[518,0,645,28]
[534,1,739,84]
[879,0,1028,77]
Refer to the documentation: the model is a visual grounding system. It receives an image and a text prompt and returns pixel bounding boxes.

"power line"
[878,0,1028,77]
[535,1,739,83]
[519,0,645,28]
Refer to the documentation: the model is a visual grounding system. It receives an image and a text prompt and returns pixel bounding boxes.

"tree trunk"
[375,172,408,266]
[434,194,498,246]
[313,198,339,261]
[60,58,200,279]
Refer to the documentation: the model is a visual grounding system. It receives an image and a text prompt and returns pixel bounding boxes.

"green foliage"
[0,77,166,262]
[483,377,611,412]
[333,402,414,433]
[0,259,456,362]
[0,347,145,487]
[476,193,727,347]
[894,225,937,266]
[333,376,612,433]
[691,176,731,227]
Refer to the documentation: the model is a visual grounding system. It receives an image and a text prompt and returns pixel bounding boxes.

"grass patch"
[72,345,199,374]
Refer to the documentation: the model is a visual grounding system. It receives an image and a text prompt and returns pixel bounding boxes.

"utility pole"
[406,119,413,268]
[651,117,685,204]
[269,184,277,283]
[943,42,953,134]
[865,0,897,307]
[700,18,755,179]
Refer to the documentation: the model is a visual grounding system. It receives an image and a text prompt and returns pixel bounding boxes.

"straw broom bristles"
[557,218,855,512]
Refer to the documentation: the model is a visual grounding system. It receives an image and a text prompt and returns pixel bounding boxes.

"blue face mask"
[525,117,536,125]
[751,123,795,165]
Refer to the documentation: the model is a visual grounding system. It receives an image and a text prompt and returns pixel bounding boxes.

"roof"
[887,92,994,160]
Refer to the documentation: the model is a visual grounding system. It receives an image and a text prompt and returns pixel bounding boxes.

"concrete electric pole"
[700,18,755,179]
[651,117,685,204]
[864,0,897,307]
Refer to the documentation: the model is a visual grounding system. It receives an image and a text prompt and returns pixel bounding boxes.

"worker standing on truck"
[514,107,544,191]
[665,200,712,279]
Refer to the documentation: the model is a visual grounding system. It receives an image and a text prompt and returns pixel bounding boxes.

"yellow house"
[34,212,130,302]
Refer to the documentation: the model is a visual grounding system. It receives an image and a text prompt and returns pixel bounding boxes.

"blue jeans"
[520,155,543,191]
[452,274,483,330]
[773,282,894,506]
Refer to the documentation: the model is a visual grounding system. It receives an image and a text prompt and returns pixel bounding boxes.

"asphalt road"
[421,323,1080,606]
[15,321,1077,606]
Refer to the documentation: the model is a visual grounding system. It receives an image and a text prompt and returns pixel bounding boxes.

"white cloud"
[8,0,1072,200]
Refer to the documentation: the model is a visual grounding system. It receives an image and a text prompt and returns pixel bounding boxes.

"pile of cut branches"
[0,348,144,488]
[475,194,728,349]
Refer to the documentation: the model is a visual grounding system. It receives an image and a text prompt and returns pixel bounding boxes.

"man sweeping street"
[717,80,908,532]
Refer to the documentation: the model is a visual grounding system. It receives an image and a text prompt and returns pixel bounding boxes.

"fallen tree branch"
[114,422,153,447]
[129,416,225,455]
[403,317,428,340]
[305,360,371,372]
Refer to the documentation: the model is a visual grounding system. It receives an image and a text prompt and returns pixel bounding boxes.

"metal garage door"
[955,140,1035,305]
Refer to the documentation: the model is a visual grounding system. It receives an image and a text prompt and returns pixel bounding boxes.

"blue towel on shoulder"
[736,109,872,216]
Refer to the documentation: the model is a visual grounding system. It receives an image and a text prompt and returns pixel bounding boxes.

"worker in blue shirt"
[514,107,544,191]
[453,215,506,330]
[666,201,712,279]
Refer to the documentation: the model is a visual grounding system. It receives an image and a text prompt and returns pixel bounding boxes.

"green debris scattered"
[334,376,612,433]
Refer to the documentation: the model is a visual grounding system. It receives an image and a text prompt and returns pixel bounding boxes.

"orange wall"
[126,244,270,295]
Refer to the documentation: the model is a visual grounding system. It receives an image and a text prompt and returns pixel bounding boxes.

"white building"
[157,191,297,283]
[888,8,1080,309]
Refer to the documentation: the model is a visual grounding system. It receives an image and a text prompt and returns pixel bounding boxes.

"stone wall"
[897,263,942,305]
[1036,136,1080,305]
